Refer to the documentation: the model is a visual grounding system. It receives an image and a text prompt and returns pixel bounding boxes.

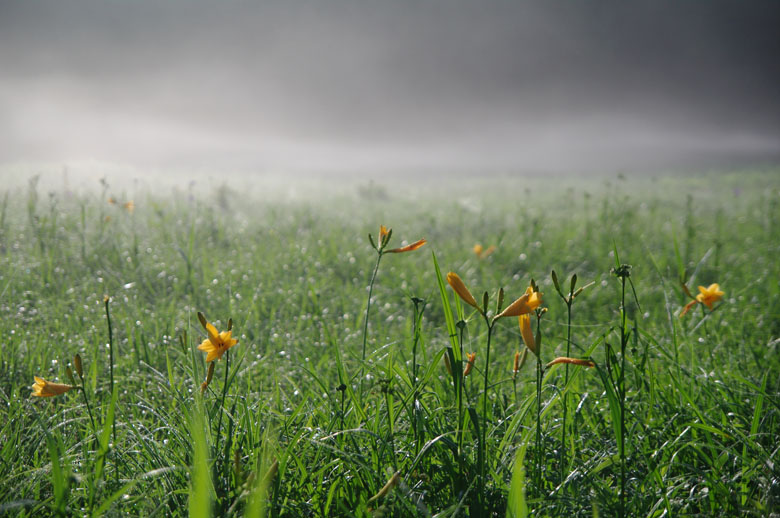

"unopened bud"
[73,354,84,378]
[66,366,76,385]
[201,362,215,394]
[443,353,453,377]
[463,352,476,377]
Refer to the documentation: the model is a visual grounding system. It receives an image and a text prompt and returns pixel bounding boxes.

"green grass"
[0,170,778,517]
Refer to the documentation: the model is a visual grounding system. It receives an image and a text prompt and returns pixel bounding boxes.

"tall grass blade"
[506,442,528,518]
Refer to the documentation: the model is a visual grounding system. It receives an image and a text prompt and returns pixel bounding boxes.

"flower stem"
[479,318,495,501]
[104,297,116,444]
[561,299,572,484]
[619,275,627,518]
[80,383,96,433]
[215,351,230,456]
[360,252,383,399]
[535,354,543,496]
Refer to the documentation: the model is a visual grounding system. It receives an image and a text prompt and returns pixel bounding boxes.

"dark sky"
[1,0,779,173]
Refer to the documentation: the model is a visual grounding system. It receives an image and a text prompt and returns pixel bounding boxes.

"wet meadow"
[1,169,778,517]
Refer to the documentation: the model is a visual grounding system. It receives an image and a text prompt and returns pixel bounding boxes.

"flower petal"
[498,285,543,318]
[206,322,219,344]
[518,314,537,356]
[198,339,215,352]
[385,238,427,254]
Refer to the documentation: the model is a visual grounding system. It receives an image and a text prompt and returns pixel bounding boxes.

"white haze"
[1,0,779,180]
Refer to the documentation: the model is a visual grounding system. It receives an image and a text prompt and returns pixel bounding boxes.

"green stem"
[215,351,230,455]
[79,382,96,433]
[619,276,627,518]
[360,252,383,398]
[479,319,494,498]
[536,356,543,496]
[561,300,572,484]
[104,297,116,444]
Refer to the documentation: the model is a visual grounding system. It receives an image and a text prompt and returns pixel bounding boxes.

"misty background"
[1,0,779,185]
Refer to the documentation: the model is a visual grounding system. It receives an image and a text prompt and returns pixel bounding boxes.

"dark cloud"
[1,0,779,172]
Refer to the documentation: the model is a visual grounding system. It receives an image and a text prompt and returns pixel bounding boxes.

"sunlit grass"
[0,170,778,516]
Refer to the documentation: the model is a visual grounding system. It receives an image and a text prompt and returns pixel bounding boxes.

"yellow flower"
[463,352,476,376]
[385,238,427,254]
[197,319,238,362]
[518,314,537,356]
[446,272,479,310]
[473,244,484,257]
[497,286,542,319]
[123,200,135,213]
[680,283,724,317]
[32,376,75,397]
[696,283,724,309]
[379,225,389,243]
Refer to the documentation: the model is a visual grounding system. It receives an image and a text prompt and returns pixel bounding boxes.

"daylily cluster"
[445,272,542,319]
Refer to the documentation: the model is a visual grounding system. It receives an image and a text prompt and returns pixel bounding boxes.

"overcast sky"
[1,0,779,174]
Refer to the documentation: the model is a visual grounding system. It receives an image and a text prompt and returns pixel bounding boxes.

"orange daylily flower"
[546,357,595,369]
[32,376,76,397]
[497,286,543,319]
[696,283,724,309]
[197,318,238,362]
[385,239,427,254]
[446,272,479,310]
[473,244,496,259]
[680,283,724,317]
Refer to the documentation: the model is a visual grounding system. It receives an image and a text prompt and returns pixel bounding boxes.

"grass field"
[1,169,778,517]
